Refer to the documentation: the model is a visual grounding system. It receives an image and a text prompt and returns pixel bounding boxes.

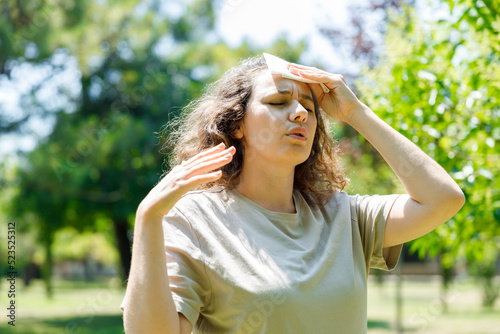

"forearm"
[286,64,464,245]
[122,144,234,333]
[123,207,180,334]
[348,106,464,209]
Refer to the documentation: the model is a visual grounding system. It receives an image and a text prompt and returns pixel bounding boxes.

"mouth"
[287,127,308,141]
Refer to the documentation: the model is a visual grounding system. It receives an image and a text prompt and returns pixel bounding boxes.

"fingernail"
[216,142,225,148]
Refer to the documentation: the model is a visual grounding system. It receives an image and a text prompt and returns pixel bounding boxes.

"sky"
[214,0,452,63]
[0,0,354,156]
[0,0,449,157]
[215,0,356,68]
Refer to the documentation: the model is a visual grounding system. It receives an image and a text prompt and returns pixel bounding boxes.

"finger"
[183,146,236,170]
[289,66,333,82]
[289,66,329,83]
[307,83,326,101]
[184,150,235,178]
[295,69,331,82]
[287,63,321,72]
[181,142,226,166]
[160,146,232,184]
[158,151,231,191]
[171,148,234,184]
[181,142,225,166]
[288,65,316,77]
[183,170,223,189]
[169,170,223,196]
[299,71,348,95]
[288,64,342,83]
[183,144,234,168]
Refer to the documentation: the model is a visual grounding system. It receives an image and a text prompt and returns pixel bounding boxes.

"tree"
[0,0,88,134]
[355,2,499,308]
[3,0,306,296]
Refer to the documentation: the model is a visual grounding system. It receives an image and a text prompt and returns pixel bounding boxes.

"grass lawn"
[0,276,498,333]
[0,278,125,334]
[367,275,500,334]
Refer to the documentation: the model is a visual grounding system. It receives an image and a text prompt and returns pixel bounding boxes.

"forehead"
[252,70,312,97]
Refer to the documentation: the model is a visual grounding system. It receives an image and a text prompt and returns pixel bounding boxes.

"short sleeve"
[350,194,403,272]
[162,207,212,327]
[119,207,211,328]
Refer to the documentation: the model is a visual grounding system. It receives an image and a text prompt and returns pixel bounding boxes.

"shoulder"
[167,187,234,226]
[163,189,229,245]
[321,189,351,209]
[299,190,352,223]
[347,193,400,210]
[174,187,228,209]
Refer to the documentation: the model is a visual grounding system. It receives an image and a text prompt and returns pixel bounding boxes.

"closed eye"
[302,104,314,113]
[268,102,313,113]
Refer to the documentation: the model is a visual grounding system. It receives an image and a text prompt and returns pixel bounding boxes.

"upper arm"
[179,313,193,334]
[384,193,464,248]
[123,307,193,334]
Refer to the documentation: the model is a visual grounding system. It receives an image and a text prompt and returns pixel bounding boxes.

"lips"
[287,126,308,140]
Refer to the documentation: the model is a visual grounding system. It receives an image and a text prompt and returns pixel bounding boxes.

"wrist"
[137,201,170,224]
[345,104,374,127]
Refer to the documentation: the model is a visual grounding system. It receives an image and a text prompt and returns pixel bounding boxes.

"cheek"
[242,116,283,150]
[245,121,280,149]
[309,117,318,137]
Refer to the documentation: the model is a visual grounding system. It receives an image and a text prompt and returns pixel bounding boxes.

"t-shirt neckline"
[230,188,301,224]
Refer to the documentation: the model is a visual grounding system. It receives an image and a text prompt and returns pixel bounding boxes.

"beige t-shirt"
[122,188,402,333]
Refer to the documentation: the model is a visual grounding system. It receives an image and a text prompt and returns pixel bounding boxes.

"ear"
[232,124,244,139]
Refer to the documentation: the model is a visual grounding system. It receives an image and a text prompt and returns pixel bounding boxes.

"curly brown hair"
[163,55,348,207]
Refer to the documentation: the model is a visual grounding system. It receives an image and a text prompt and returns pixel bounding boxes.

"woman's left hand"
[287,63,367,123]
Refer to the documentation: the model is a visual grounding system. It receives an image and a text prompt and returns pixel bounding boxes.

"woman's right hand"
[137,143,236,220]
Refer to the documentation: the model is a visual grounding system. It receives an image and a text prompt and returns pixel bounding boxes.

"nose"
[289,101,308,123]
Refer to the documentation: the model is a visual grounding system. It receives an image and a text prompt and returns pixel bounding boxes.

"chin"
[287,152,311,166]
[294,157,310,167]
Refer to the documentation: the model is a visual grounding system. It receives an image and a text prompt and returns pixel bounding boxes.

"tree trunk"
[41,235,54,299]
[440,262,454,314]
[395,250,404,333]
[112,218,132,284]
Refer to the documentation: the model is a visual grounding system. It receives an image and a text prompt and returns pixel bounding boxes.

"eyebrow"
[276,89,314,103]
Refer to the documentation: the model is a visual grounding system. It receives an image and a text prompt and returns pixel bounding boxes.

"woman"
[121,55,464,333]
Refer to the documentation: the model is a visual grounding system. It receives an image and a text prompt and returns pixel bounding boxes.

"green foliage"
[355,2,499,301]
[0,0,88,63]
[51,227,118,265]
[0,315,124,334]
[443,0,500,36]
[0,277,124,334]
[2,0,306,289]
[466,241,500,308]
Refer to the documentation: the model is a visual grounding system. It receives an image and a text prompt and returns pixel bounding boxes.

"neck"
[236,158,296,213]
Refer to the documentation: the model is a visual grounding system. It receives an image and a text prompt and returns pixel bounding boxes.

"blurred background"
[0,0,498,333]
